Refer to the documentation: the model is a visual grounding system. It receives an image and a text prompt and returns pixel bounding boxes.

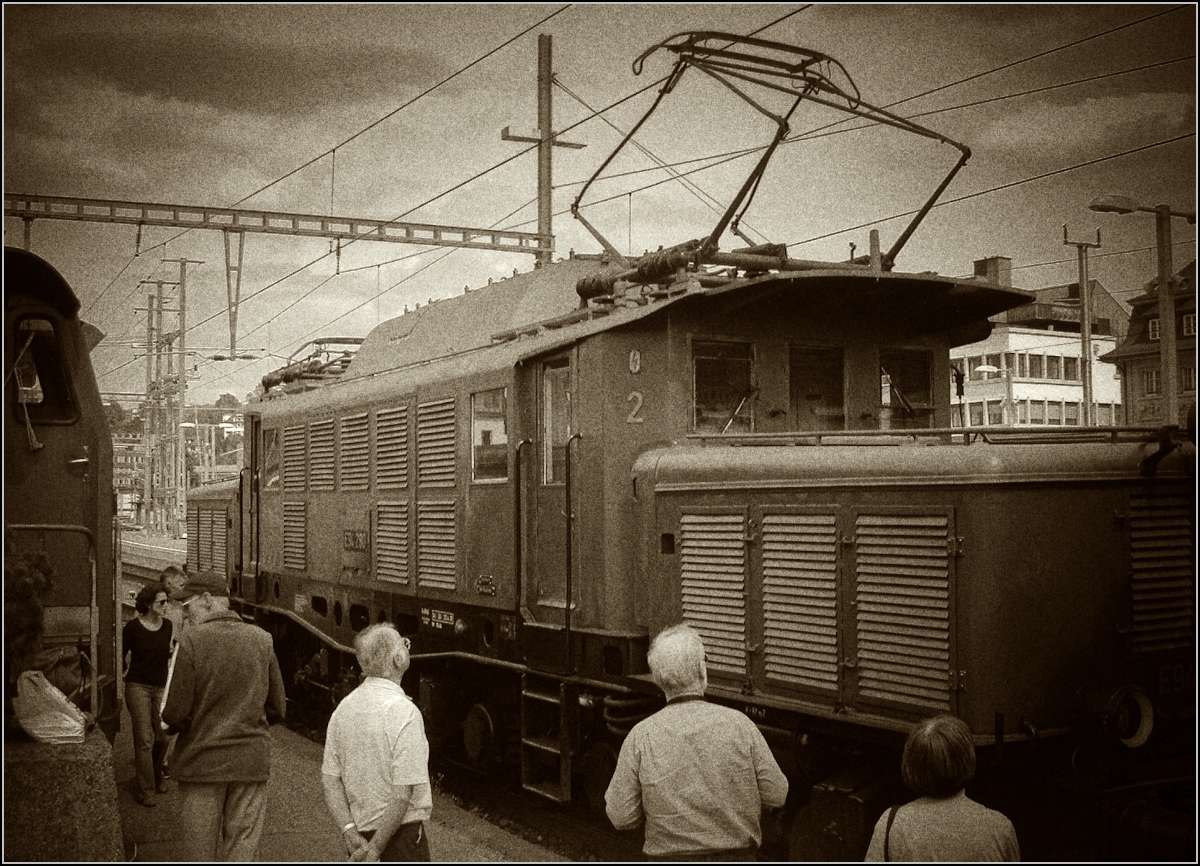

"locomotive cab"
[4,246,119,741]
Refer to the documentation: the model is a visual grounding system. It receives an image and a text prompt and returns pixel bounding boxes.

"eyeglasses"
[154,599,169,606]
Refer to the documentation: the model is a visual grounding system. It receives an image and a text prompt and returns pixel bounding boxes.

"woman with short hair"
[865,714,1020,861]
[123,584,173,807]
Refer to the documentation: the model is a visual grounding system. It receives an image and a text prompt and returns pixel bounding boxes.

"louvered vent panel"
[209,508,227,574]
[308,420,336,491]
[417,399,456,487]
[283,501,307,570]
[196,507,212,572]
[417,500,456,590]
[283,425,307,492]
[340,413,370,491]
[375,408,408,489]
[186,510,199,570]
[680,512,746,675]
[376,501,409,583]
[762,513,839,691]
[1129,494,1195,654]
[855,514,951,711]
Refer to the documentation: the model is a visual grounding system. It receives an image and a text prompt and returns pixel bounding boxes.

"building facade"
[1100,260,1196,428]
[951,257,1126,428]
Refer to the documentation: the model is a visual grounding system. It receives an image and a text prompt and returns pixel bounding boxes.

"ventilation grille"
[190,506,227,574]
[376,501,409,583]
[283,501,307,570]
[1129,494,1195,655]
[309,420,335,491]
[854,513,951,711]
[417,500,456,590]
[340,413,370,491]
[762,513,839,692]
[417,399,456,487]
[680,512,746,675]
[186,511,199,568]
[375,407,408,489]
[283,425,307,492]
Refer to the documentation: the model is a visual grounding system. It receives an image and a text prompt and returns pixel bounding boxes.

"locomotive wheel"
[462,702,503,774]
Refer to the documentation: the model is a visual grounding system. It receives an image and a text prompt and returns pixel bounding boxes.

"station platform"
[113,705,558,861]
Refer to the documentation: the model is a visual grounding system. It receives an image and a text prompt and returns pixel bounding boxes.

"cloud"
[5,5,454,118]
[972,91,1195,158]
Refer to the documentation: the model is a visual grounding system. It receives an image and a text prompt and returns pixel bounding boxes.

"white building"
[951,257,1126,428]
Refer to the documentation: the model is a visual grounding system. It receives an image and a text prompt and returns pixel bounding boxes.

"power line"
[789,133,1195,250]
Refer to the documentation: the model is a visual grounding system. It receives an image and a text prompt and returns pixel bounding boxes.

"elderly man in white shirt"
[322,623,432,861]
[605,623,789,860]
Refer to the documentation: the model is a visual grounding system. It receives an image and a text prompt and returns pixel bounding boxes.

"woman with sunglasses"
[123,584,174,806]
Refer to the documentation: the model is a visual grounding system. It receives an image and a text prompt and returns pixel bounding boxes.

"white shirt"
[321,677,432,829]
[605,698,788,855]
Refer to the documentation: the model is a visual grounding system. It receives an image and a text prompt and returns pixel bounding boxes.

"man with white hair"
[605,623,789,860]
[322,623,432,861]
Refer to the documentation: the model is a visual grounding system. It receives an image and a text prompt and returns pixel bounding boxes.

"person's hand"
[341,829,366,859]
[351,839,379,861]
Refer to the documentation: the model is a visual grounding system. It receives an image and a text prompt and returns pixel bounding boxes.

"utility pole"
[501,34,585,267]
[142,290,154,528]
[164,258,202,536]
[1154,205,1180,426]
[1063,225,1101,425]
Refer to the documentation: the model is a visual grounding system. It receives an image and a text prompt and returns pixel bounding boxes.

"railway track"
[118,535,186,610]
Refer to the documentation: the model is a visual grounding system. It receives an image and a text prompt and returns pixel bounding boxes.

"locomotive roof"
[256,255,1032,419]
[634,436,1194,488]
[4,246,81,318]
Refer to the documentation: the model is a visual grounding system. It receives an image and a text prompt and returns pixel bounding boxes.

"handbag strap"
[883,804,900,862]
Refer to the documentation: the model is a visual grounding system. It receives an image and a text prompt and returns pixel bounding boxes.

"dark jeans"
[125,682,168,800]
[361,822,430,862]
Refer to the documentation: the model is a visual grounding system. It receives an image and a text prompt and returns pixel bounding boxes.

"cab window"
[693,339,754,434]
[879,349,933,429]
[9,316,76,423]
[472,387,508,482]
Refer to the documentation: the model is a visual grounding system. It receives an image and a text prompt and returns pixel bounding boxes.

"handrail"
[563,433,582,675]
[513,439,532,622]
[6,523,100,721]
[685,426,1190,447]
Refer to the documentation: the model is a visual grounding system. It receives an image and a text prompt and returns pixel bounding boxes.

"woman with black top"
[123,584,173,806]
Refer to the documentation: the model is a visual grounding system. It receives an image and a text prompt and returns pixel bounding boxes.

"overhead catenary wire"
[86,6,573,334]
[94,6,1190,394]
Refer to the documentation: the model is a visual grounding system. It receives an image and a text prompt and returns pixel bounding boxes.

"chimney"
[973,256,1012,287]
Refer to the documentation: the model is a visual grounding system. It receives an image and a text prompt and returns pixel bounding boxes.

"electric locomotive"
[228,33,1194,860]
[4,246,120,741]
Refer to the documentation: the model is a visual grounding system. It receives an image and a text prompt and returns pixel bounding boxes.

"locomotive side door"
[531,355,574,621]
[842,506,959,716]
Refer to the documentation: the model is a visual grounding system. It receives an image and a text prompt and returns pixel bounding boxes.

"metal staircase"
[519,672,578,802]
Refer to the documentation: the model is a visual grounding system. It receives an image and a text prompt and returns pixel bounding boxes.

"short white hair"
[355,623,406,677]
[647,623,707,697]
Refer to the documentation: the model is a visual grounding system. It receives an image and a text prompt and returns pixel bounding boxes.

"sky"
[4,3,1196,406]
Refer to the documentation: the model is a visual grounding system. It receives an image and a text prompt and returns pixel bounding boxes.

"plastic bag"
[13,669,86,744]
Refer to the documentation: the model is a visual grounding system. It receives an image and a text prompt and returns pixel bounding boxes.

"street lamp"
[1089,195,1197,427]
[974,364,1014,425]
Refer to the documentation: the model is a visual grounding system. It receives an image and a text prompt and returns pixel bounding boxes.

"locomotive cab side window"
[693,339,754,434]
[261,428,281,491]
[8,316,76,423]
[472,387,509,482]
[542,360,571,484]
[789,345,845,431]
[879,349,933,429]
